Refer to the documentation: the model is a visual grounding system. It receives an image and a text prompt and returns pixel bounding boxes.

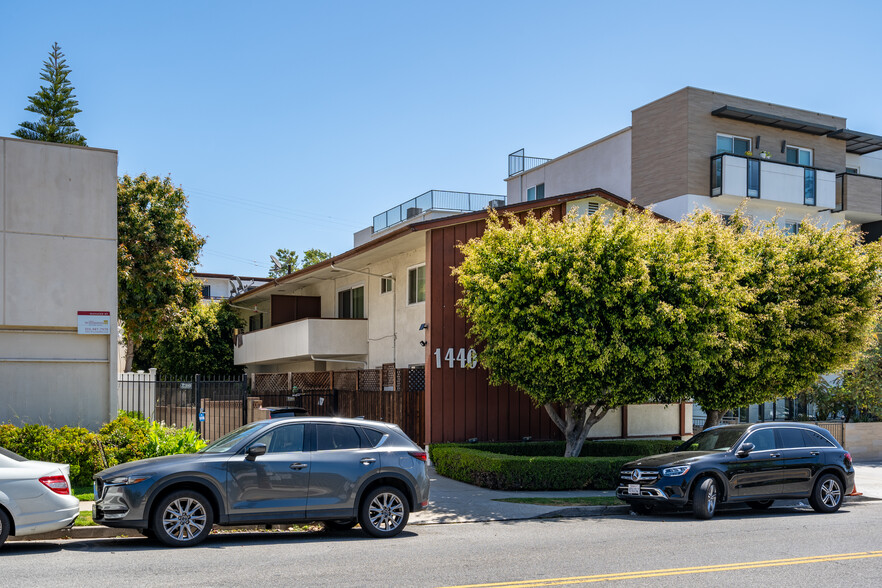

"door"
[724,428,783,498]
[306,423,379,518]
[777,427,826,496]
[226,423,310,521]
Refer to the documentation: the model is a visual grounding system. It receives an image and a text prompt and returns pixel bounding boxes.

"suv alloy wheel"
[151,490,214,547]
[809,473,843,513]
[359,486,409,538]
[693,477,718,520]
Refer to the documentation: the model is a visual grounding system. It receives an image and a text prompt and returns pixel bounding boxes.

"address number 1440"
[434,347,478,369]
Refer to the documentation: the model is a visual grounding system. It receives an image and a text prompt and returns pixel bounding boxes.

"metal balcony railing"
[372,190,506,233]
[508,148,552,177]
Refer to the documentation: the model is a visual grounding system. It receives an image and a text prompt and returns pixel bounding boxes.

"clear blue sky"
[2,1,880,277]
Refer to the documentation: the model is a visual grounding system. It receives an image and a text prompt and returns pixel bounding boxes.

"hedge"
[0,413,206,486]
[428,439,683,491]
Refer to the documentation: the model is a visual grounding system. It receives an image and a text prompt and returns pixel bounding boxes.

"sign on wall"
[77,311,111,335]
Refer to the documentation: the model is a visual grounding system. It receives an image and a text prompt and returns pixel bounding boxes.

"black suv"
[617,423,854,519]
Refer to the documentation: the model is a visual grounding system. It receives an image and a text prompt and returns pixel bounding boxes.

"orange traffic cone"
[849,482,863,497]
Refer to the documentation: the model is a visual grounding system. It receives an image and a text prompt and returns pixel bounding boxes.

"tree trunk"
[124,338,136,373]
[544,402,610,457]
[704,409,724,429]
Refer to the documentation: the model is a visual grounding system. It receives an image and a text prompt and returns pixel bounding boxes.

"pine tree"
[13,42,87,145]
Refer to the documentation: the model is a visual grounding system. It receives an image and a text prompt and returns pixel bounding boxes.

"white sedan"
[1,447,81,547]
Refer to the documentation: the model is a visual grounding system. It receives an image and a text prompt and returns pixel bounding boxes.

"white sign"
[77,311,111,335]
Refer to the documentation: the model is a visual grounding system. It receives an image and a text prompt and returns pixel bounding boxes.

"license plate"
[628,484,640,495]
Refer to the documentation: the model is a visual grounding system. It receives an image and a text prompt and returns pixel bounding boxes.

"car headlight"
[662,465,690,477]
[106,475,148,485]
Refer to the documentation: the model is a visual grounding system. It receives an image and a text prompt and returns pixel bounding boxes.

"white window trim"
[716,133,752,155]
[336,282,366,318]
[786,145,813,166]
[407,263,426,306]
[380,274,393,295]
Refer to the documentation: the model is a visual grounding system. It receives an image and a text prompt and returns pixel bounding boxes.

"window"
[249,313,263,332]
[804,168,816,206]
[315,424,362,451]
[745,429,776,452]
[802,429,835,448]
[776,428,807,449]
[747,158,760,198]
[380,275,393,294]
[337,285,365,318]
[361,428,386,447]
[784,220,800,235]
[526,183,544,201]
[786,146,813,166]
[253,424,305,453]
[201,285,211,299]
[408,265,426,304]
[846,167,859,174]
[716,134,751,156]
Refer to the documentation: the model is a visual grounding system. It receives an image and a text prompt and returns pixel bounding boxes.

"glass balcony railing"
[709,153,834,209]
[372,190,505,233]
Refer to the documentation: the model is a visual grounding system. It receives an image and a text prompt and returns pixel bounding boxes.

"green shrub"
[428,439,681,461]
[0,423,103,486]
[431,445,634,490]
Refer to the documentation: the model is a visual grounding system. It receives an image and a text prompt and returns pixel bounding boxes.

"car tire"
[692,477,719,520]
[628,502,654,515]
[151,490,214,547]
[358,486,409,538]
[809,473,843,513]
[746,500,774,510]
[0,508,10,548]
[324,519,357,532]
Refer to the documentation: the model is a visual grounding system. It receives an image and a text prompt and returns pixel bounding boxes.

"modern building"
[0,137,119,430]
[194,272,273,303]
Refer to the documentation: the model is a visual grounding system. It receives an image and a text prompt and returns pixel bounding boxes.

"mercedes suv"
[617,422,854,519]
[93,417,430,546]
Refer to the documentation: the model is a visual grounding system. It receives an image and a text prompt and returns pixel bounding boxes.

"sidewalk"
[11,463,882,542]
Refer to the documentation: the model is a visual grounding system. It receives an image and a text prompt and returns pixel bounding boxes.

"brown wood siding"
[631,88,690,207]
[842,174,882,214]
[424,201,568,443]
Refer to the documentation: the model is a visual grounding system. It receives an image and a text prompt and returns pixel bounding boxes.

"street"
[2,501,880,587]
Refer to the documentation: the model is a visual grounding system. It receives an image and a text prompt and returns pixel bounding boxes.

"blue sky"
[2,1,881,277]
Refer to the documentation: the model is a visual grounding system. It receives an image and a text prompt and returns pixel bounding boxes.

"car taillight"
[39,475,71,495]
[409,451,428,462]
[844,452,852,467]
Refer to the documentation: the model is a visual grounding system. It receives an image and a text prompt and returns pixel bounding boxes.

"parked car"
[93,417,430,547]
[0,447,81,547]
[617,422,854,520]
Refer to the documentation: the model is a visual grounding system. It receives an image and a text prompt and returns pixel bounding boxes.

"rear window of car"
[361,428,386,447]
[315,424,362,451]
[0,446,27,461]
[803,429,835,448]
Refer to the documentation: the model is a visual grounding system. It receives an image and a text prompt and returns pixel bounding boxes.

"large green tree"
[118,174,205,371]
[151,301,244,375]
[269,247,331,277]
[691,211,882,427]
[454,208,744,456]
[13,42,87,145]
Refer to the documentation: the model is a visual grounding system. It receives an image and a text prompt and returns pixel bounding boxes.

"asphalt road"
[2,502,881,587]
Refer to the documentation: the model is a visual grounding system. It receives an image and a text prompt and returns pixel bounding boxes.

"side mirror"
[246,443,267,460]
[736,442,754,458]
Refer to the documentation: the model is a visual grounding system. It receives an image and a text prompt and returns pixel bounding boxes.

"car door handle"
[810,451,820,456]
[289,462,308,470]
[360,458,376,465]
[769,453,781,458]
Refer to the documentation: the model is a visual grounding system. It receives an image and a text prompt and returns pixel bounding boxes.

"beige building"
[0,137,118,430]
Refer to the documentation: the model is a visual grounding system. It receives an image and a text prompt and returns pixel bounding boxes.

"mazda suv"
[93,417,430,546]
[617,422,854,519]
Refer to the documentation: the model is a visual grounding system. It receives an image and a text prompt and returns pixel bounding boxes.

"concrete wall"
[0,137,118,430]
[506,128,632,204]
[849,151,882,178]
[845,422,882,462]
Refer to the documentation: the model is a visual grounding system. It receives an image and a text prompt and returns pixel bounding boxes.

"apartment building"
[230,188,690,444]
[507,87,882,238]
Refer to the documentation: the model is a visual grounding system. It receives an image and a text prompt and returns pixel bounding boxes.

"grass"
[75,511,98,527]
[494,496,625,507]
[72,485,94,501]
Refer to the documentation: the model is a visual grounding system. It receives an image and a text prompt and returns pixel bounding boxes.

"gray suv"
[93,417,430,546]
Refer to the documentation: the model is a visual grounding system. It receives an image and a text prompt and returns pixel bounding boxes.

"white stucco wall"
[651,193,835,230]
[0,137,118,430]
[506,128,632,204]
[851,151,882,177]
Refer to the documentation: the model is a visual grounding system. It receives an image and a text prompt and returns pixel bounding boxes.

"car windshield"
[676,426,747,452]
[199,422,265,453]
[0,446,28,461]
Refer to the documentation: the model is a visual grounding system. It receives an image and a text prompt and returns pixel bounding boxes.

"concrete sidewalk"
[11,462,882,541]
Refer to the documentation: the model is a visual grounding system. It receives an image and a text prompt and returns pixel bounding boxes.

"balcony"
[372,190,505,233]
[508,148,552,177]
[836,172,882,216]
[234,318,368,366]
[710,154,835,209]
